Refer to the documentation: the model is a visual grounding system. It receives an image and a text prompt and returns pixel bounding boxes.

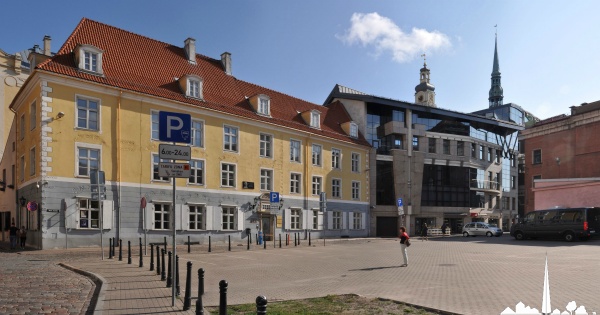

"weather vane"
[421,53,426,65]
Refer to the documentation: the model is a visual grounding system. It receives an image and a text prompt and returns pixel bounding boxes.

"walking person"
[398,226,410,267]
[18,226,27,250]
[421,223,429,241]
[9,223,18,250]
[441,222,448,236]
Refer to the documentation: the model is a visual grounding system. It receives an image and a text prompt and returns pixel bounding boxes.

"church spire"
[488,27,504,107]
[415,53,436,107]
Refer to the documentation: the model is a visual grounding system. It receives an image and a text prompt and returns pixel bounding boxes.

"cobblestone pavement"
[2,236,600,315]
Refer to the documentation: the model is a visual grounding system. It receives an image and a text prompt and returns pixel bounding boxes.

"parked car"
[462,222,503,237]
[510,207,600,242]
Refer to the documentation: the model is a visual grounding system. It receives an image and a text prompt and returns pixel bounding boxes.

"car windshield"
[488,224,497,227]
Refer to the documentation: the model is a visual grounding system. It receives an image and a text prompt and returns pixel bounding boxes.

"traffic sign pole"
[171,144,177,307]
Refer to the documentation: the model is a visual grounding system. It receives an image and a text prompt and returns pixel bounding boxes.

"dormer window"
[350,123,358,138]
[179,74,203,100]
[75,44,104,75]
[310,111,320,129]
[258,97,270,115]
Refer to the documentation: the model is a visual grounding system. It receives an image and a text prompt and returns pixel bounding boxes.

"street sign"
[90,170,105,185]
[397,198,403,207]
[91,186,107,193]
[319,192,327,212]
[159,144,191,161]
[158,162,191,178]
[270,192,280,203]
[159,111,191,143]
[92,192,107,201]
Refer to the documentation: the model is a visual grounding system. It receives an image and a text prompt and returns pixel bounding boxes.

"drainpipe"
[117,90,122,240]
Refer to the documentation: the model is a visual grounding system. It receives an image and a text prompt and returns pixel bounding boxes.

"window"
[152,154,170,182]
[290,173,301,194]
[310,111,320,128]
[260,169,273,191]
[533,149,542,164]
[443,139,450,155]
[187,78,201,98]
[333,211,342,229]
[154,203,171,230]
[222,206,236,230]
[511,153,516,167]
[457,141,464,156]
[479,146,484,160]
[191,120,204,147]
[77,97,99,130]
[30,101,36,130]
[331,148,341,169]
[428,138,436,153]
[223,125,238,152]
[189,159,204,185]
[221,163,236,187]
[19,156,24,182]
[353,212,362,229]
[412,136,419,151]
[496,150,502,163]
[29,147,35,176]
[258,96,270,115]
[291,209,301,229]
[290,139,301,163]
[471,143,476,158]
[259,133,272,158]
[511,176,516,189]
[19,115,24,140]
[352,181,360,200]
[331,179,341,198]
[313,210,319,230]
[151,111,159,140]
[350,123,358,138]
[487,148,492,162]
[312,176,322,195]
[312,144,322,166]
[79,198,100,229]
[189,205,205,230]
[351,153,360,173]
[77,45,104,74]
[78,146,100,177]
[84,51,98,72]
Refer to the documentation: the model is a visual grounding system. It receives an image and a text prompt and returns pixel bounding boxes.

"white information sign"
[158,162,191,178]
[159,144,191,161]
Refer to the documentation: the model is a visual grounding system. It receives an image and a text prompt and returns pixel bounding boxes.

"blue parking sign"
[397,198,403,207]
[159,111,191,143]
[270,192,280,203]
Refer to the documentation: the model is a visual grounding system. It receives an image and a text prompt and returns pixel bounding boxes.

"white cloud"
[338,12,451,63]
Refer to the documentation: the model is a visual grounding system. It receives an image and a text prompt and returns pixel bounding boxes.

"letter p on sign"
[159,111,191,144]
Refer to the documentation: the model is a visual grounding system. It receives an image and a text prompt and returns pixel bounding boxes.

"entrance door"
[446,218,463,234]
[376,217,397,237]
[261,216,272,241]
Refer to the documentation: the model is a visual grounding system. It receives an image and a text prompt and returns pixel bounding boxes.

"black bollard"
[294,233,297,247]
[150,244,155,271]
[164,236,167,249]
[156,246,161,275]
[167,251,172,287]
[228,235,231,251]
[188,235,191,253]
[113,237,117,257]
[196,270,204,315]
[256,295,268,315]
[256,233,258,245]
[309,232,311,246]
[279,234,282,248]
[139,238,143,268]
[176,255,181,296]
[218,280,228,315]
[128,240,132,264]
[263,236,266,249]
[249,232,252,244]
[119,239,123,261]
[247,234,250,250]
[208,236,211,253]
[161,248,166,281]
[183,261,192,310]
[109,238,113,259]
[298,232,301,246]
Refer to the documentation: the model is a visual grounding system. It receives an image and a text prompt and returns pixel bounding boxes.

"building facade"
[4,18,371,249]
[519,101,600,212]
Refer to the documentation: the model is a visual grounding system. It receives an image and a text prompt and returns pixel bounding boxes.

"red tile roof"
[36,18,369,147]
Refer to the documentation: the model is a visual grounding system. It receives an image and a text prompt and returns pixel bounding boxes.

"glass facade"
[376,160,395,205]
[421,165,470,207]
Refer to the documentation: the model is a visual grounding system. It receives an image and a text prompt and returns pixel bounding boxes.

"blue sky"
[2,1,599,120]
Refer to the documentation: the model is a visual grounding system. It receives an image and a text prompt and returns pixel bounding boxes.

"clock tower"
[414,54,436,107]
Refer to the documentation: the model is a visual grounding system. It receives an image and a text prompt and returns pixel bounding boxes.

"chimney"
[184,37,196,64]
[221,52,232,75]
[43,35,51,56]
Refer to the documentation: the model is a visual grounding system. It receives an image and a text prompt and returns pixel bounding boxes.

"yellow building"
[7,18,370,249]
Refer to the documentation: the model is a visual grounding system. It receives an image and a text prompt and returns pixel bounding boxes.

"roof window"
[179,74,203,100]
[75,44,104,75]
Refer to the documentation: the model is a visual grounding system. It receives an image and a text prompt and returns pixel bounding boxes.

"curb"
[59,263,106,315]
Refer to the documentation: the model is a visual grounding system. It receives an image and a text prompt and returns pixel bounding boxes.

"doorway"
[376,216,398,237]
[261,215,273,241]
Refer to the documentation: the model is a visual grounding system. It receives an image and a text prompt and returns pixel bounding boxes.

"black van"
[510,207,600,242]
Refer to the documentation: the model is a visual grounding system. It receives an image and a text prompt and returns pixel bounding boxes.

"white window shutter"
[64,198,78,229]
[284,208,291,230]
[102,200,113,230]
[205,206,213,230]
[145,202,154,231]
[327,211,333,230]
[348,211,354,229]
[307,210,313,230]
[181,205,190,231]
[175,204,182,230]
[361,212,367,230]
[342,212,348,229]
[237,207,244,230]
[300,210,305,229]
[317,212,323,230]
